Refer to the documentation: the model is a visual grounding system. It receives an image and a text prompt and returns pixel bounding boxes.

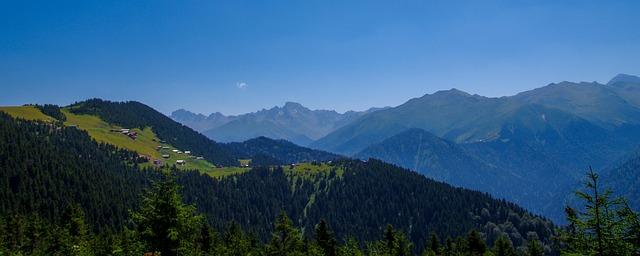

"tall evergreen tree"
[131,171,203,256]
[315,219,337,256]
[338,237,363,256]
[492,234,516,256]
[467,230,486,256]
[560,167,637,255]
[525,233,544,256]
[267,211,303,256]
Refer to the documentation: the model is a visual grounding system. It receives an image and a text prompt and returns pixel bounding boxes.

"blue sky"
[1,0,639,115]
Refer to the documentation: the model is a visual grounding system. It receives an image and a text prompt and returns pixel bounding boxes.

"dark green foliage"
[227,136,342,165]
[306,159,554,252]
[131,171,204,256]
[315,219,338,256]
[266,211,303,255]
[176,167,314,240]
[0,112,153,232]
[423,233,441,256]
[68,98,239,166]
[175,159,556,253]
[34,104,66,121]
[527,234,544,256]
[466,230,486,256]
[559,168,640,255]
[492,234,517,256]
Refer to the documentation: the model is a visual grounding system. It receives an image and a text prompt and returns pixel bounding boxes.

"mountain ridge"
[172,102,386,145]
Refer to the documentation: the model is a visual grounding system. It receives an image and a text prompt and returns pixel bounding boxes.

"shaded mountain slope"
[356,128,525,198]
[226,136,343,165]
[311,89,519,155]
[179,159,555,252]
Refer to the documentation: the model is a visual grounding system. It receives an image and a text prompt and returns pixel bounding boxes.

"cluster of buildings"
[154,145,207,167]
[111,128,138,140]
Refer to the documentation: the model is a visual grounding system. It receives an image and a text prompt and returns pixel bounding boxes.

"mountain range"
[171,102,386,146]
[172,74,640,223]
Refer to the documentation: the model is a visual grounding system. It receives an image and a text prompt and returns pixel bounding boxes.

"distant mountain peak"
[171,109,206,120]
[433,88,471,96]
[282,101,307,110]
[608,73,640,86]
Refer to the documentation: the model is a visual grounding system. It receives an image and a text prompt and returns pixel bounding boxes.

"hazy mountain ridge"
[172,102,386,146]
[313,74,640,155]
[170,109,235,132]
[322,74,640,222]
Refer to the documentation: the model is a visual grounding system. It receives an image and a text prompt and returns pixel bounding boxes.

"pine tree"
[267,211,303,256]
[467,230,486,256]
[421,233,441,256]
[492,234,516,256]
[338,237,363,256]
[131,171,203,256]
[315,219,337,256]
[384,224,396,255]
[525,233,544,256]
[62,204,93,256]
[560,167,637,255]
[428,233,441,255]
[219,222,254,255]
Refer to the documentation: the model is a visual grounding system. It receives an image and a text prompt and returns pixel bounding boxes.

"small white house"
[172,149,179,153]
[176,160,186,165]
[184,151,191,154]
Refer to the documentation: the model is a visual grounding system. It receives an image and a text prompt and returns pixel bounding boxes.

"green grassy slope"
[0,106,56,122]
[1,106,248,177]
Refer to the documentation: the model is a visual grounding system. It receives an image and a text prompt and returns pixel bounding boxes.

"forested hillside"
[356,128,527,199]
[599,149,640,211]
[65,99,341,168]
[226,136,342,165]
[68,99,240,166]
[0,112,557,254]
[178,158,556,252]
[0,112,154,231]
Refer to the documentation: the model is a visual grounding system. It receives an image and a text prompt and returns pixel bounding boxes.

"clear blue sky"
[1,0,639,115]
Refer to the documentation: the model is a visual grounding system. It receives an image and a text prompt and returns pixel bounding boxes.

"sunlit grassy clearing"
[0,106,56,122]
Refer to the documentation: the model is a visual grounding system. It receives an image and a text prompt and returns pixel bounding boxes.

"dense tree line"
[305,159,554,253]
[226,136,342,165]
[174,159,556,253]
[0,112,155,232]
[33,104,67,122]
[67,99,239,166]
[4,164,637,255]
[0,171,552,256]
